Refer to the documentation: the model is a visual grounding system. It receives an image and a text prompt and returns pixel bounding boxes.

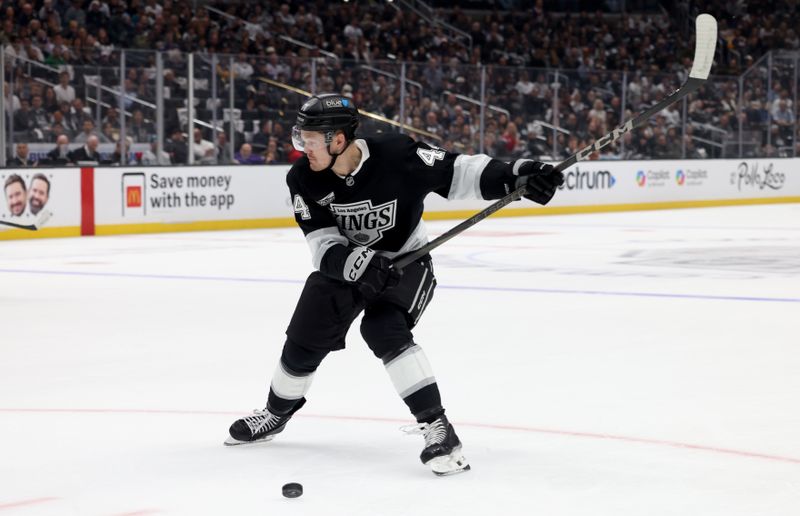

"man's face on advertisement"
[29,178,50,215]
[5,181,26,216]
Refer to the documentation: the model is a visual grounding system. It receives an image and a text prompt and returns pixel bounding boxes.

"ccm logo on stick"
[576,120,634,162]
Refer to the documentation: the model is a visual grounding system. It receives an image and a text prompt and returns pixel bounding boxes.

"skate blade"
[223,434,276,447]
[427,450,471,476]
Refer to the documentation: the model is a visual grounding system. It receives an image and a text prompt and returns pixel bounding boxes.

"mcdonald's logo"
[126,186,142,207]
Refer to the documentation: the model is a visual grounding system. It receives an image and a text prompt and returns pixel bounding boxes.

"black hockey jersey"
[286,134,522,282]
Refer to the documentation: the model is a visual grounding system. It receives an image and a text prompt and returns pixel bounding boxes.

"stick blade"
[34,210,53,230]
[689,13,718,80]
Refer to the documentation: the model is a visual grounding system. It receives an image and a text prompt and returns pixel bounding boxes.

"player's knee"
[377,341,416,364]
[280,338,329,374]
[359,327,396,359]
[360,325,413,361]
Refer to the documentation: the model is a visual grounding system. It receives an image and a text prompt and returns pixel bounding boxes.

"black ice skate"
[224,399,306,446]
[403,415,470,476]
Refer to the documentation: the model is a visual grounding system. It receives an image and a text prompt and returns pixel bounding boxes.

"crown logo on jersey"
[316,192,335,206]
[329,199,397,246]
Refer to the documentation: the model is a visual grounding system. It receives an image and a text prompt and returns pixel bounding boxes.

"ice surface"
[2,205,799,515]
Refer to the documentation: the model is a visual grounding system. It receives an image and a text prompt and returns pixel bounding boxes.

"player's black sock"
[267,389,302,416]
[405,383,444,424]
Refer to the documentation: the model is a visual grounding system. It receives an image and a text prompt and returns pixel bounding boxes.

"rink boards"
[2,158,799,240]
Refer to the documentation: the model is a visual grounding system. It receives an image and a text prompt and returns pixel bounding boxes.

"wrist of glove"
[343,247,403,298]
[513,160,564,205]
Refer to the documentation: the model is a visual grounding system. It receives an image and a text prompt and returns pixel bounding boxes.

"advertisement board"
[422,158,800,214]
[92,165,293,234]
[0,167,82,240]
[2,158,798,240]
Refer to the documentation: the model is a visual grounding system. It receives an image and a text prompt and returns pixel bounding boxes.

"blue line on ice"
[1,268,798,303]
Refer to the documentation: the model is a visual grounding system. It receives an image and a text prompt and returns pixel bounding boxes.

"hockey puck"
[282,482,303,498]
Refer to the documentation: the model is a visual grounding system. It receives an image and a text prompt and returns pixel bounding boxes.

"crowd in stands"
[1,0,798,167]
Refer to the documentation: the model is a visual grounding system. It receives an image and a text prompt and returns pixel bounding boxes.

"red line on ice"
[0,497,59,510]
[1,407,798,465]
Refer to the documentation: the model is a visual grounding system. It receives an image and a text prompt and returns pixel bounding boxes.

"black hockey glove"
[358,254,403,299]
[513,160,564,205]
[344,247,403,299]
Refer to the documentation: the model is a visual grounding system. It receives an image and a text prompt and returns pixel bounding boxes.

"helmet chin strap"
[323,139,353,172]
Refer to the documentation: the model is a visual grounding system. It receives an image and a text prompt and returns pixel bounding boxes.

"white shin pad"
[270,362,315,401]
[384,345,436,399]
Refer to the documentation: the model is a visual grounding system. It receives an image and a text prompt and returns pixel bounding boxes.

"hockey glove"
[344,247,403,299]
[513,160,564,205]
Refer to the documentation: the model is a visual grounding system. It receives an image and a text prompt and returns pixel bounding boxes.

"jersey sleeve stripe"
[380,219,429,259]
[306,226,349,269]
[512,158,534,175]
[449,154,491,200]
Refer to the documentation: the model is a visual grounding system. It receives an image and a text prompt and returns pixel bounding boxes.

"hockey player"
[226,93,564,475]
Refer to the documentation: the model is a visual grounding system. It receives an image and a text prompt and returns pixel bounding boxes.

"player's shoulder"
[286,155,311,189]
[362,133,417,156]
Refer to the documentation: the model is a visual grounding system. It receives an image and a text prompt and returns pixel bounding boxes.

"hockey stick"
[0,210,53,231]
[393,13,717,270]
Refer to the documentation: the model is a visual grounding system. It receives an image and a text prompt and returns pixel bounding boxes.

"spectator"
[141,141,171,165]
[43,86,59,112]
[37,0,60,26]
[49,121,67,141]
[422,57,444,91]
[127,109,155,143]
[22,36,45,62]
[264,49,290,80]
[235,143,264,164]
[101,121,118,143]
[109,136,134,165]
[74,119,108,143]
[13,99,36,136]
[283,141,303,163]
[162,69,184,99]
[3,81,21,112]
[122,79,139,110]
[232,52,254,81]
[165,129,188,164]
[64,0,87,27]
[0,0,797,164]
[102,107,121,130]
[499,122,521,157]
[264,138,282,164]
[773,99,795,138]
[53,71,76,105]
[7,143,38,167]
[423,111,443,136]
[57,101,79,138]
[251,120,273,150]
[46,134,73,165]
[30,95,50,135]
[344,20,363,42]
[68,134,101,163]
[587,99,608,133]
[44,43,68,67]
[652,133,677,159]
[85,0,109,32]
[275,3,295,28]
[192,128,217,164]
[216,131,234,165]
[70,98,92,125]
